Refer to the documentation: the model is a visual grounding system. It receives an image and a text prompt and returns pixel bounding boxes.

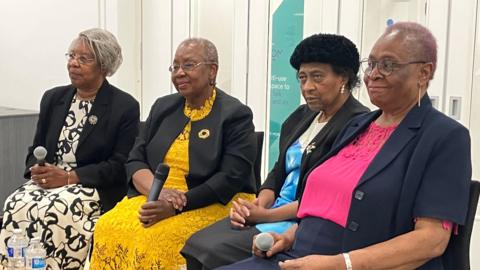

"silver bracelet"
[343,253,353,270]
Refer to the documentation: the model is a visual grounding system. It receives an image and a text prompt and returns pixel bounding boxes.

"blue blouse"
[256,139,302,234]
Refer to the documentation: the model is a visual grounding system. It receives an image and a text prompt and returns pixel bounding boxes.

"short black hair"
[290,33,360,90]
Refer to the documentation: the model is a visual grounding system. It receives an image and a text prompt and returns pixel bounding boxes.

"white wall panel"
[425,0,449,111]
[322,0,340,34]
[471,0,480,182]
[248,0,272,179]
[107,0,142,102]
[191,0,234,94]
[172,0,191,58]
[246,0,270,134]
[304,0,324,37]
[443,0,476,127]
[469,1,480,268]
[230,0,249,103]
[141,0,173,119]
[339,0,364,49]
[0,0,100,111]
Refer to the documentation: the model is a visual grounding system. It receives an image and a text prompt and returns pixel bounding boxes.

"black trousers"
[181,217,259,270]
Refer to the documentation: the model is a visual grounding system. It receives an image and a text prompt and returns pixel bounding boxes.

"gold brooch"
[198,129,210,139]
[88,115,98,125]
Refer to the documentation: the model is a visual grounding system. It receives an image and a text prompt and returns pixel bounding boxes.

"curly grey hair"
[70,28,123,77]
[178,37,218,65]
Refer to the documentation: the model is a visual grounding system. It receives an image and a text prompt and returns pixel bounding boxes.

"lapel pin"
[306,143,316,154]
[88,115,98,125]
[198,129,210,139]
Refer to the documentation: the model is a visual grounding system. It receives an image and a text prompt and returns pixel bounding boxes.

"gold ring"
[41,178,46,184]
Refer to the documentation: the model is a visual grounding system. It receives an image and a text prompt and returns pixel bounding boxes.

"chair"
[254,132,264,192]
[443,180,480,270]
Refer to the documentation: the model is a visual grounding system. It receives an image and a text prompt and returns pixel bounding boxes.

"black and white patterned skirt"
[0,181,100,270]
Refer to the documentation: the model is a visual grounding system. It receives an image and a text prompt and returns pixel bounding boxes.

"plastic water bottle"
[6,228,28,269]
[25,237,46,270]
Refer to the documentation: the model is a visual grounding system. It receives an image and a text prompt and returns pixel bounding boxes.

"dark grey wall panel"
[0,107,38,208]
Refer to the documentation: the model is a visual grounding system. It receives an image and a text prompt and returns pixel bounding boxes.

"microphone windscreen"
[255,232,274,252]
[33,146,47,164]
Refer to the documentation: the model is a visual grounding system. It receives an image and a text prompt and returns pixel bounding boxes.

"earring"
[340,84,345,94]
[210,80,216,86]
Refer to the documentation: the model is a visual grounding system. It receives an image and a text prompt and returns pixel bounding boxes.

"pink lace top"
[297,122,397,227]
[297,121,455,232]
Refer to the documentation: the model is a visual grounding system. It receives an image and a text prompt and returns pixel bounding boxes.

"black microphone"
[255,232,274,252]
[147,163,170,202]
[33,146,47,166]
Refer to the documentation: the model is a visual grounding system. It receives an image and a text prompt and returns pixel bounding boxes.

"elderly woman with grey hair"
[89,37,257,270]
[0,28,139,270]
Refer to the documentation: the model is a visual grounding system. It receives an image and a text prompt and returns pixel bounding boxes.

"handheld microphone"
[255,232,274,252]
[147,163,170,202]
[33,146,47,166]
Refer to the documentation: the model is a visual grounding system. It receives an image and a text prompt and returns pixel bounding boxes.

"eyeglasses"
[360,58,427,77]
[65,53,96,65]
[168,62,216,73]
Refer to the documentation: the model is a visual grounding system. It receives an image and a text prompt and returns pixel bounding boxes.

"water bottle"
[6,228,28,269]
[25,237,46,270]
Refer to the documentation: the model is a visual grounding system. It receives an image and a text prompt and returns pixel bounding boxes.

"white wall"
[1,0,479,267]
[0,0,142,110]
[0,0,103,110]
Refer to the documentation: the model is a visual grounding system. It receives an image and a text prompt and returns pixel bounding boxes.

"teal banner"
[268,0,304,170]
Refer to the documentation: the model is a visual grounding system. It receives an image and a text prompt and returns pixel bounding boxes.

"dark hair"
[290,33,360,90]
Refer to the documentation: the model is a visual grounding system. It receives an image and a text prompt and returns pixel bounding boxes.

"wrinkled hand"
[30,163,68,189]
[278,255,344,270]
[252,232,293,258]
[159,188,187,211]
[138,198,176,228]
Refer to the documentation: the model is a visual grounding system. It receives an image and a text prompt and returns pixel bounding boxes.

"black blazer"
[261,95,369,198]
[24,80,140,212]
[126,89,256,211]
[297,95,471,269]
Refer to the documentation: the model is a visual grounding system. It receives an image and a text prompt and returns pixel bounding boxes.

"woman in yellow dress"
[90,38,257,270]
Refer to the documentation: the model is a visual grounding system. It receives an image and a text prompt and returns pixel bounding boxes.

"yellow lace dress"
[90,90,254,270]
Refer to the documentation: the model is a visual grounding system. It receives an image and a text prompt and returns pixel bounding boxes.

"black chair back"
[443,180,480,270]
[254,132,264,192]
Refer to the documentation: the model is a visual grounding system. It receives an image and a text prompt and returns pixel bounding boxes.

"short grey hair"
[178,37,218,65]
[70,28,123,77]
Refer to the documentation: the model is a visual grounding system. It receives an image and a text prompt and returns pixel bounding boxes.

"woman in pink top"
[219,22,471,270]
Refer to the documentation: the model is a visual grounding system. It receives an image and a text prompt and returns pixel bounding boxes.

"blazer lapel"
[358,97,431,186]
[147,101,189,169]
[77,80,111,149]
[301,96,362,171]
[46,87,76,157]
[287,110,318,149]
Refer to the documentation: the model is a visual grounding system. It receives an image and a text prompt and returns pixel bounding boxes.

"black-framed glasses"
[65,53,96,65]
[360,58,427,77]
[168,62,216,73]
